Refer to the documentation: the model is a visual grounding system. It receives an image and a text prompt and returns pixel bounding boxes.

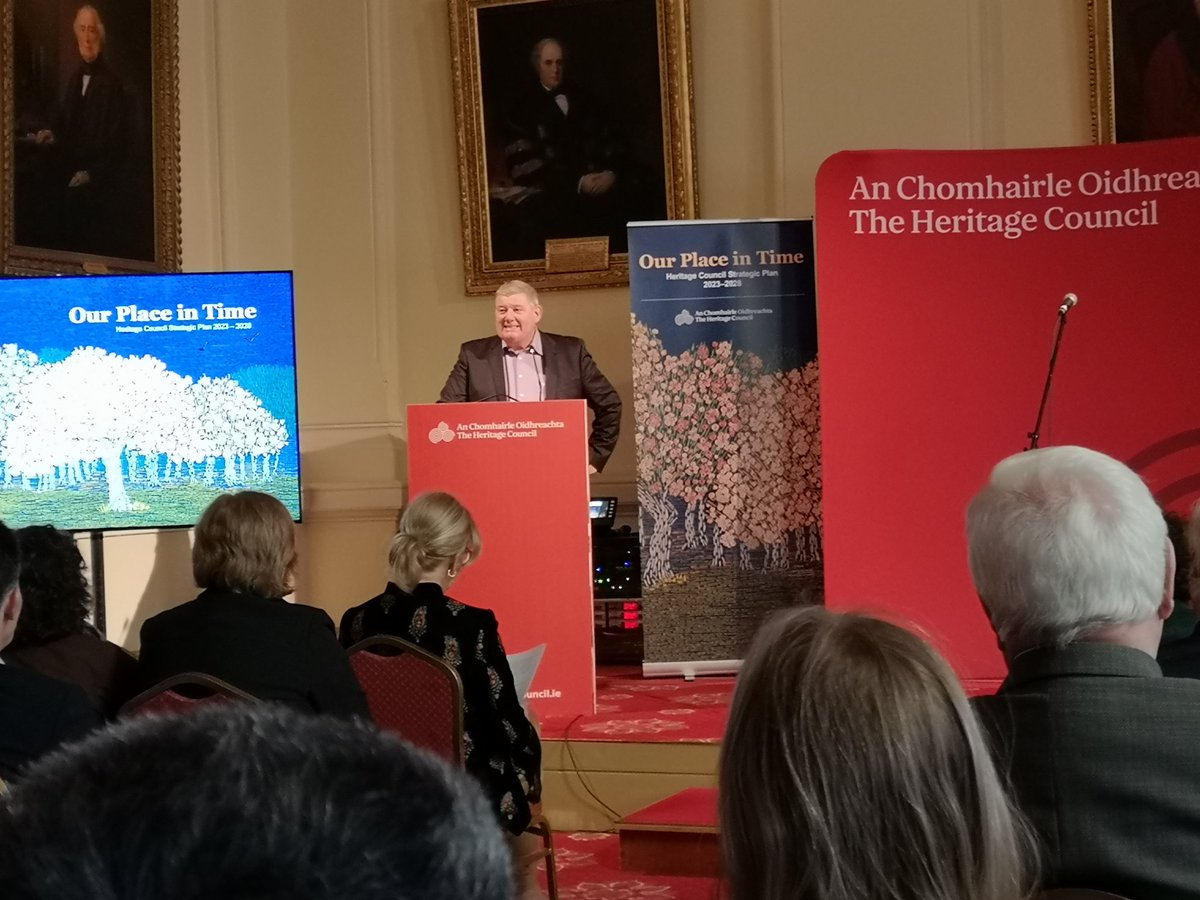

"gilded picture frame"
[450,0,699,294]
[2,0,180,274]
[1089,0,1200,143]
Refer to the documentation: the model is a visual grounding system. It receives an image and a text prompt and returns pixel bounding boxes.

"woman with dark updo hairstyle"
[2,526,138,718]
[340,491,542,889]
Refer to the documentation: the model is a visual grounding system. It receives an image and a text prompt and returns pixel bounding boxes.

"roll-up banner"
[816,138,1200,689]
[628,220,821,676]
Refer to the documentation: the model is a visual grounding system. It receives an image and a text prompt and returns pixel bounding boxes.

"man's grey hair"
[495,279,541,309]
[966,445,1170,654]
[74,5,106,43]
[530,37,564,71]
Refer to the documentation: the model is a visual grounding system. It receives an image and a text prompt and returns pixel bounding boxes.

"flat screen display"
[589,496,617,528]
[0,271,300,531]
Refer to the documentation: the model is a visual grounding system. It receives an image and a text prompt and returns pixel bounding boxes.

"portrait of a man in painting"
[477,0,670,263]
[11,1,156,263]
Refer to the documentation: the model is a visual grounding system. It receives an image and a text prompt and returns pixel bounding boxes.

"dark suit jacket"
[974,642,1200,900]
[438,331,621,471]
[138,588,369,719]
[340,582,542,834]
[0,662,100,782]
[60,56,129,189]
[504,81,620,197]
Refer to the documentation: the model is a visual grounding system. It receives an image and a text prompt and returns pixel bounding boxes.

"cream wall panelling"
[178,0,224,270]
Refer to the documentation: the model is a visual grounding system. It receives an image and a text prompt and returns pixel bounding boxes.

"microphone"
[528,346,546,401]
[471,393,518,402]
[1026,293,1078,450]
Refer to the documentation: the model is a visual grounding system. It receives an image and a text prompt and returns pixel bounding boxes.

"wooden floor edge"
[617,822,718,834]
[542,738,720,747]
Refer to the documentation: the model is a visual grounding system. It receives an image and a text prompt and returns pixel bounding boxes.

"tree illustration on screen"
[190,376,289,485]
[2,347,288,513]
[0,344,39,485]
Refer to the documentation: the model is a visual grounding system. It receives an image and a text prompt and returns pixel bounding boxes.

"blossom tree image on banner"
[628,219,820,671]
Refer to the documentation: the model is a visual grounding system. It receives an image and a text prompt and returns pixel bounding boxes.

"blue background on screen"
[0,271,301,531]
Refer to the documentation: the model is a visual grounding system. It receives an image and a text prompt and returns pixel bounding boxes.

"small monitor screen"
[0,271,301,531]
[589,497,617,527]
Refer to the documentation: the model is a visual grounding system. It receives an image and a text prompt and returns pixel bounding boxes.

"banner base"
[641,659,742,680]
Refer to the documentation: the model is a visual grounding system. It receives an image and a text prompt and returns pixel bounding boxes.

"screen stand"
[89,531,106,636]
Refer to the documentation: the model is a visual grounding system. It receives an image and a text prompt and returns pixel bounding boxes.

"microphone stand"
[1026,299,1076,451]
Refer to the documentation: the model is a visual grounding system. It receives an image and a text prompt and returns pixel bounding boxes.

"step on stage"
[540,666,727,881]
[541,828,718,900]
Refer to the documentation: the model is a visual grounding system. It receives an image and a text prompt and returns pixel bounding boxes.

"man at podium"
[439,279,622,472]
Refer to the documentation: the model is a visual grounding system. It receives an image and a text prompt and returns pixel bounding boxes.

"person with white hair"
[968,445,1200,900]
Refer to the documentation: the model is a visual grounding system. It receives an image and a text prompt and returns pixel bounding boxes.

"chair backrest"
[119,672,256,718]
[347,636,465,766]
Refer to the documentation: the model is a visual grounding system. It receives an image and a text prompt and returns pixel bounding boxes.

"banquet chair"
[347,635,558,898]
[348,635,465,764]
[119,672,256,718]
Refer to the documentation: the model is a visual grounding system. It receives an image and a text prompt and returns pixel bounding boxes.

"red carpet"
[541,831,722,900]
[541,669,733,743]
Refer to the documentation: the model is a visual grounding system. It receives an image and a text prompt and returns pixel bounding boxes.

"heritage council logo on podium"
[432,419,569,445]
[428,422,456,444]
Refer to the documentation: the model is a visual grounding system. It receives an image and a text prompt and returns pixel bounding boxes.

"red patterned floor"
[540,831,721,900]
[541,669,733,743]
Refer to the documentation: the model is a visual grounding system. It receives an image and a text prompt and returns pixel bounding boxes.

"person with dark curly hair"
[0,520,99,782]
[2,525,137,719]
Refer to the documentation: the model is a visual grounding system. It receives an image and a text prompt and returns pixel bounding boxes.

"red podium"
[407,401,596,717]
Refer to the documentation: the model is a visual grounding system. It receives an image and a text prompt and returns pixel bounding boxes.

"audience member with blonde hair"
[138,491,368,717]
[720,606,1030,900]
[340,492,542,893]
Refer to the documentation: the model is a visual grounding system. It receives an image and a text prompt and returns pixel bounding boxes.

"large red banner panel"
[408,401,595,716]
[816,138,1200,688]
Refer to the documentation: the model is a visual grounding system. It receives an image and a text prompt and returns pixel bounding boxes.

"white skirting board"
[641,659,742,680]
